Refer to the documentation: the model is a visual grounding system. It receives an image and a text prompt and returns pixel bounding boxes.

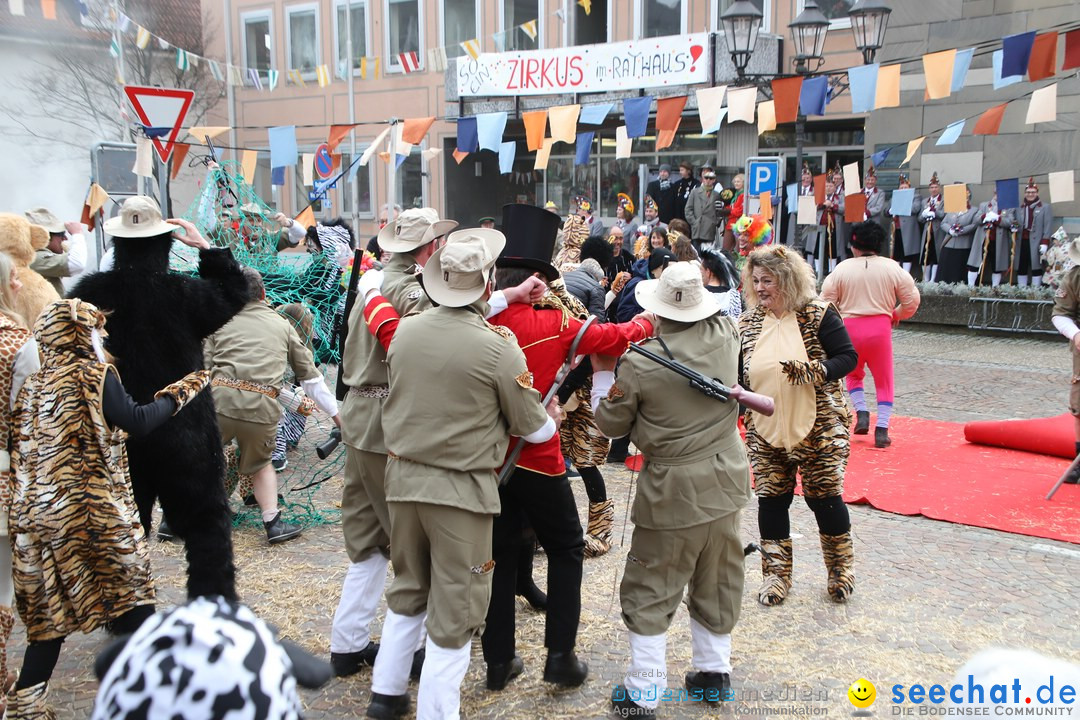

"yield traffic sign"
[123,85,195,163]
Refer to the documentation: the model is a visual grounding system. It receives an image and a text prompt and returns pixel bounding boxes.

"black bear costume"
[71,209,248,600]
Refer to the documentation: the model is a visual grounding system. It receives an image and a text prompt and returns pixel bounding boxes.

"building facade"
[212,0,1079,237]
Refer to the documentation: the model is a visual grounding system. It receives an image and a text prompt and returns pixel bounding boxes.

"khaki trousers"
[620,511,744,637]
[386,501,494,649]
[341,447,391,563]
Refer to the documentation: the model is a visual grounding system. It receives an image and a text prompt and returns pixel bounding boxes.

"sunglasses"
[703,175,716,181]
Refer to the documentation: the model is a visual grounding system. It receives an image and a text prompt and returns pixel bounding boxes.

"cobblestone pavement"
[19,328,1080,719]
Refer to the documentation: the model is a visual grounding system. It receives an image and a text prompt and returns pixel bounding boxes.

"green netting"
[177,160,350,528]
[176,160,351,365]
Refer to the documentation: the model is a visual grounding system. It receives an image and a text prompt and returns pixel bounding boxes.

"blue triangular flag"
[623,97,653,139]
[498,141,516,174]
[951,48,974,92]
[456,117,479,153]
[799,76,828,116]
[786,183,799,215]
[348,156,362,180]
[996,178,1019,210]
[871,147,892,168]
[1001,32,1036,78]
[575,132,595,166]
[271,165,285,186]
[143,126,172,139]
[889,188,915,217]
[395,154,407,169]
[936,119,965,146]
[579,103,614,125]
[476,112,508,153]
[847,64,878,114]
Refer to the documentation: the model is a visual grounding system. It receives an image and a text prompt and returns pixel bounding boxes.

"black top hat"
[497,203,561,280]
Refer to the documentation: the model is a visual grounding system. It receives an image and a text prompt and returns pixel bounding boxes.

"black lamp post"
[789,1,830,194]
[719,1,764,80]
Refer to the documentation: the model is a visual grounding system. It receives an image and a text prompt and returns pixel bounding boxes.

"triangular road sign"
[123,85,195,163]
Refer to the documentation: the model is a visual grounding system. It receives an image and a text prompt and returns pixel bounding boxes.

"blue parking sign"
[746,157,783,196]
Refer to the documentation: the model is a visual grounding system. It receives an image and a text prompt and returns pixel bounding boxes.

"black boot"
[685,670,732,702]
[515,541,547,611]
[875,426,891,448]
[410,647,425,680]
[542,650,588,687]
[330,641,379,677]
[486,656,525,691]
[607,435,631,464]
[853,411,870,435]
[365,692,409,719]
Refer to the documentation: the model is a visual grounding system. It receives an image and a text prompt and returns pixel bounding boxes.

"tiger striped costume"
[10,301,156,644]
[740,299,856,605]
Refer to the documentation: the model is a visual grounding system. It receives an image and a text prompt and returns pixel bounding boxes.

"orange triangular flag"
[655,96,687,151]
[759,191,773,221]
[327,124,353,152]
[973,103,1008,136]
[1028,32,1058,81]
[170,144,190,180]
[294,206,315,231]
[452,149,470,165]
[41,0,56,19]
[402,117,436,145]
[331,153,342,173]
[771,77,803,124]
[522,110,547,152]
[814,174,826,205]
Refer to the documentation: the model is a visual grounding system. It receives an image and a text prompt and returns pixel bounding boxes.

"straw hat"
[634,261,721,322]
[422,228,505,307]
[103,196,177,239]
[377,208,458,253]
[24,207,64,234]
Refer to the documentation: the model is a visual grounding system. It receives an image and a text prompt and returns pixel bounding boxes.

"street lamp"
[848,0,892,64]
[719,1,763,80]
[789,0,830,74]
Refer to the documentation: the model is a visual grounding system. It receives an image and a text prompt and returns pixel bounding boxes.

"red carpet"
[625,416,1080,544]
[963,413,1075,459]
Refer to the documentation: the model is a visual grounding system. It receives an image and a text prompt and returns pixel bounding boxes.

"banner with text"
[457,33,709,97]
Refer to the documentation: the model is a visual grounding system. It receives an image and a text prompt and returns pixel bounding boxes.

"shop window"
[572,0,607,46]
[443,0,480,59]
[714,0,769,33]
[638,0,684,39]
[502,0,540,51]
[334,1,369,73]
[287,4,320,75]
[386,0,423,71]
[242,11,273,72]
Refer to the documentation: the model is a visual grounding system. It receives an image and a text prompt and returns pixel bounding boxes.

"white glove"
[920,209,934,221]
[356,269,385,300]
[271,212,293,228]
[983,211,1000,225]
[947,227,959,237]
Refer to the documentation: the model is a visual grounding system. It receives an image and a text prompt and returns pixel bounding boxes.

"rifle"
[627,342,775,417]
[335,248,366,401]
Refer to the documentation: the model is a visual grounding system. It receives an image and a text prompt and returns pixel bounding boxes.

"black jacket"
[563,267,606,321]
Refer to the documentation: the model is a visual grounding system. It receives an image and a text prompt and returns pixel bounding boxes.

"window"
[339,151,374,217]
[572,0,607,46]
[442,0,480,59]
[714,0,770,34]
[501,0,540,51]
[395,148,425,210]
[286,4,320,74]
[252,155,276,211]
[386,0,423,71]
[242,11,273,72]
[334,1,369,74]
[638,0,684,39]
[800,0,853,27]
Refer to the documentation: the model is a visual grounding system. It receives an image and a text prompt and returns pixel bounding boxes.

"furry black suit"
[71,236,248,600]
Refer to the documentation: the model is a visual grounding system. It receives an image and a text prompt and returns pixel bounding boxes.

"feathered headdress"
[929,171,940,186]
[575,196,592,213]
[865,163,877,179]
[1026,177,1039,192]
[898,173,909,185]
[617,192,635,216]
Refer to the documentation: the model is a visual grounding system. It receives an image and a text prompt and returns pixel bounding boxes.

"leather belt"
[349,384,390,399]
[212,375,278,399]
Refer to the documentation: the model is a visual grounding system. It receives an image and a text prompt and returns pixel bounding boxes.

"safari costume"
[594,263,752,714]
[368,229,552,720]
[330,209,455,673]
